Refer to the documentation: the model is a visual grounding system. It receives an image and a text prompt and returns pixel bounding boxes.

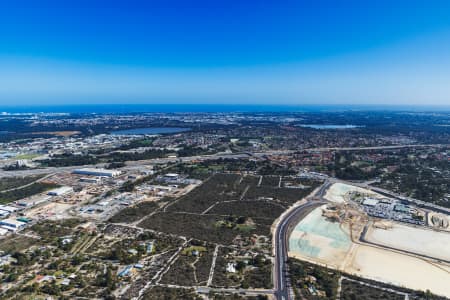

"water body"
[110,127,190,135]
[299,124,363,129]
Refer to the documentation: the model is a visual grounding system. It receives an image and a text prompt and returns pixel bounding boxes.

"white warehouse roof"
[73,168,121,177]
[0,218,27,229]
[47,186,73,196]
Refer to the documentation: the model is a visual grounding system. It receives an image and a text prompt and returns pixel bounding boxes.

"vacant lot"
[365,222,450,262]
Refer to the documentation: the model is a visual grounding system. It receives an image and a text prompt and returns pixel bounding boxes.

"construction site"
[288,183,450,298]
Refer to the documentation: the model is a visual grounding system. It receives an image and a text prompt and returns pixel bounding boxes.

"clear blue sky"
[1,0,450,106]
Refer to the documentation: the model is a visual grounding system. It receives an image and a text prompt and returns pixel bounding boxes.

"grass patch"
[14,153,40,160]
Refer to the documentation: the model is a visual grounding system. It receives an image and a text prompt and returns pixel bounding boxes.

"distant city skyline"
[1,1,450,106]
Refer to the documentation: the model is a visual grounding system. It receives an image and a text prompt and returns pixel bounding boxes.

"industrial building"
[47,186,73,196]
[0,205,19,213]
[73,168,121,177]
[16,196,51,207]
[0,218,27,231]
[162,173,179,181]
[362,198,379,207]
[79,177,101,183]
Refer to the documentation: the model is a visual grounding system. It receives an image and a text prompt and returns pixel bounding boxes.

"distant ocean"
[0,104,449,114]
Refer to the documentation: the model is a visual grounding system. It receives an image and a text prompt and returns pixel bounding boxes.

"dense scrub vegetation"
[140,174,319,243]
[0,175,45,191]
[109,201,160,223]
[0,182,59,204]
[341,279,404,300]
[143,286,201,300]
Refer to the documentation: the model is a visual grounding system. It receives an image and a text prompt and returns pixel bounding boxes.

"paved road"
[273,182,330,300]
[274,201,324,300]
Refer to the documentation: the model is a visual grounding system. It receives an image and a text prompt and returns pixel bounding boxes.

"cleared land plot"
[289,206,351,268]
[346,245,450,298]
[324,183,378,203]
[365,222,450,261]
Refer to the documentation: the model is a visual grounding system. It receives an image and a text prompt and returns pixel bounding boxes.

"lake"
[110,127,190,135]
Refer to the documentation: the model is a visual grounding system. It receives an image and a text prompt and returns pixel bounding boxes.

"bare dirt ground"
[365,221,450,261]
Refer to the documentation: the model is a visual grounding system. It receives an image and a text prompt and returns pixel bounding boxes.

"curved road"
[273,183,330,300]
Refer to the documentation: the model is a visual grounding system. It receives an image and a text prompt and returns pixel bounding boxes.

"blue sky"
[1,0,450,106]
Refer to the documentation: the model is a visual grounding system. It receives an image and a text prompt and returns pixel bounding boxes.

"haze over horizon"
[1,1,450,106]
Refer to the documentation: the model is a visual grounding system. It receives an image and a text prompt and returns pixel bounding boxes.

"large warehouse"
[0,218,27,231]
[47,186,73,196]
[72,168,121,177]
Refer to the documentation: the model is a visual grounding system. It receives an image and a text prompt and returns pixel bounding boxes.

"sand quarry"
[289,183,450,297]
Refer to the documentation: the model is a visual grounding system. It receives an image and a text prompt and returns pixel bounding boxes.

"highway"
[273,182,330,300]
